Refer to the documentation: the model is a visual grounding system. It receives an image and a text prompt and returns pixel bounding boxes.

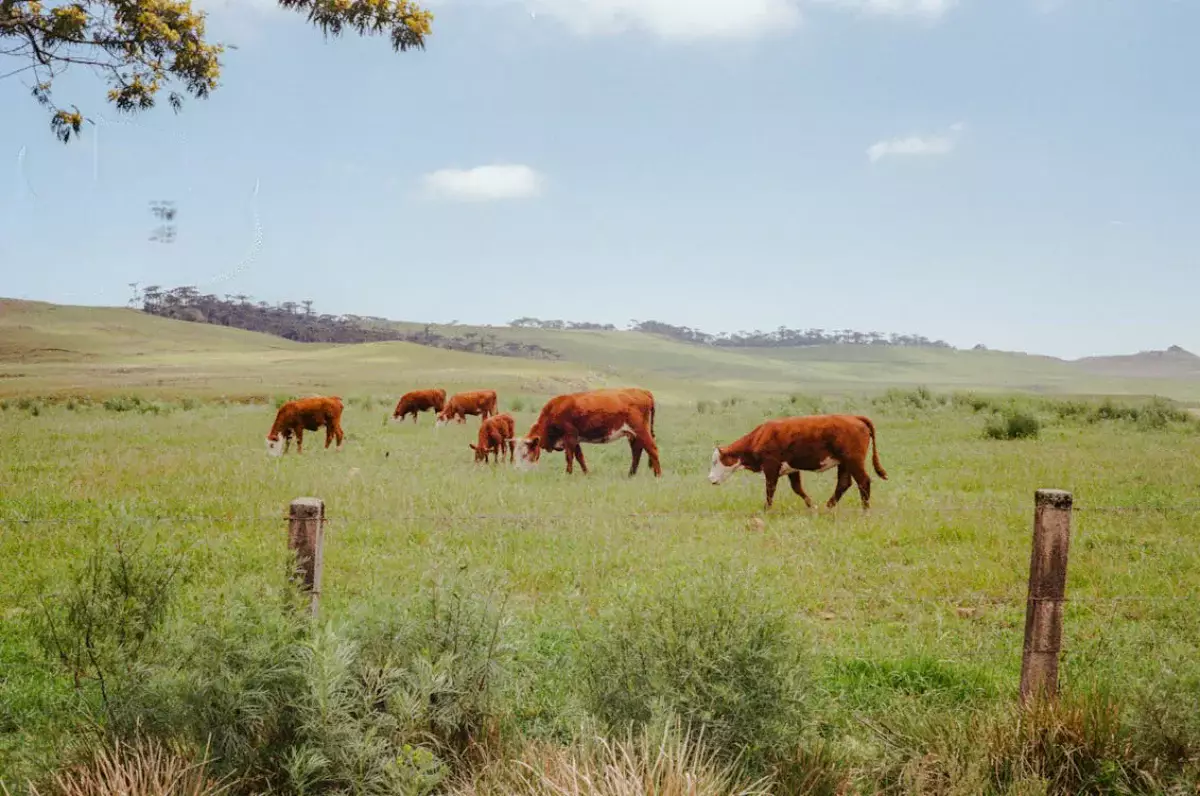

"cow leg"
[633,422,662,477]
[325,425,334,449]
[564,446,576,474]
[295,429,304,454]
[848,460,872,510]
[762,461,781,509]
[628,439,643,477]
[508,440,515,463]
[788,473,814,509]
[573,444,589,474]
[826,465,854,509]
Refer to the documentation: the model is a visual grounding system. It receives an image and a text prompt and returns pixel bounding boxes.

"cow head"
[266,434,285,457]
[468,443,489,463]
[513,436,541,471]
[435,411,450,428]
[708,447,742,485]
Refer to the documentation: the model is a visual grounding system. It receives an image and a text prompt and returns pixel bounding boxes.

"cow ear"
[468,444,477,451]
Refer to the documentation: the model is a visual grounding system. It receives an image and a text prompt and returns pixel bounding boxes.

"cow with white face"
[709,414,887,510]
[516,387,660,477]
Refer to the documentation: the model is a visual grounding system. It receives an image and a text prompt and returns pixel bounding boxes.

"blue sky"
[1,0,1197,359]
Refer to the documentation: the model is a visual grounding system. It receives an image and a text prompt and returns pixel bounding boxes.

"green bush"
[29,545,513,796]
[579,570,807,772]
[508,396,527,412]
[102,395,143,413]
[951,391,998,413]
[874,387,946,413]
[983,410,1040,440]
[696,399,714,415]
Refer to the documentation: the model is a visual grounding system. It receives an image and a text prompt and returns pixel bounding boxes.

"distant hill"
[1073,346,1200,379]
[4,298,1199,402]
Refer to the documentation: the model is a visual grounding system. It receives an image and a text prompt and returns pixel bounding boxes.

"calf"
[708,414,886,510]
[436,389,498,427]
[515,387,660,477]
[391,388,446,423]
[469,413,516,464]
[266,396,345,456]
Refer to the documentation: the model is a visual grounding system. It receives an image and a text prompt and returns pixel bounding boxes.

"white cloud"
[812,0,958,19]
[522,0,802,40]
[422,164,545,201]
[867,122,965,163]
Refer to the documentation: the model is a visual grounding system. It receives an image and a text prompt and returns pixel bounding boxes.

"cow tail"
[649,397,656,437]
[858,416,887,480]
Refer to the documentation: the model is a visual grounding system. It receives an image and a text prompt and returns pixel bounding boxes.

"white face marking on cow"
[708,448,741,485]
[514,439,538,471]
[266,437,283,457]
[435,416,448,428]
[603,423,635,444]
[816,457,840,473]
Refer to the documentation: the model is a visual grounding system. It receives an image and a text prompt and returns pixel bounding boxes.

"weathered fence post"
[288,497,325,618]
[1019,489,1073,704]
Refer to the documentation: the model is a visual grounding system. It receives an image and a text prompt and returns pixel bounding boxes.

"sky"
[1,0,1197,359]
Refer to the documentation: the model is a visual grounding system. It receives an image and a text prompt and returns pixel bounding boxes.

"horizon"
[4,293,1195,363]
[2,1,1198,360]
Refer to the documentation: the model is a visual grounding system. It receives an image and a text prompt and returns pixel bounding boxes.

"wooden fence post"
[288,497,325,618]
[1019,489,1073,704]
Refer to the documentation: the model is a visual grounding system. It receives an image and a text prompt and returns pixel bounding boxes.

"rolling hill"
[2,298,1199,402]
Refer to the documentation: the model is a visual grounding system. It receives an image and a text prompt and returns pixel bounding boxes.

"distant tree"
[3,0,432,142]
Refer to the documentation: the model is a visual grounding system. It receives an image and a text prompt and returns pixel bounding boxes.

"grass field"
[4,383,1200,793]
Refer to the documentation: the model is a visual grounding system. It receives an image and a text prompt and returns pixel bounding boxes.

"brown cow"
[266,396,345,456]
[436,390,498,427]
[391,388,446,424]
[708,414,886,510]
[469,413,516,464]
[515,387,660,477]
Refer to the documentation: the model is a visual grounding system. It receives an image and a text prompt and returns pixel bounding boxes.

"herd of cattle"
[265,387,888,509]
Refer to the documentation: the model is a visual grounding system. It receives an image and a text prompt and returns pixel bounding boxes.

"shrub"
[984,411,1040,440]
[579,570,806,772]
[869,688,1200,795]
[179,398,200,411]
[720,396,742,409]
[874,387,945,413]
[951,391,997,413]
[451,719,774,796]
[696,399,714,415]
[102,396,143,413]
[26,739,231,796]
[273,395,296,410]
[509,397,527,412]
[787,394,826,415]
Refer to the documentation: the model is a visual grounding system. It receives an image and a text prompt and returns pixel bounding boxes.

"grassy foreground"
[3,389,1200,794]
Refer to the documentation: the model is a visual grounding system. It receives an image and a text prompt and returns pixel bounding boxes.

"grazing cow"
[469,413,516,464]
[266,396,345,456]
[436,390,498,427]
[708,414,887,510]
[515,387,660,477]
[391,388,446,424]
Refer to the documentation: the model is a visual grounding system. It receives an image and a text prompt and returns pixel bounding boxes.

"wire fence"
[4,502,1200,525]
[6,491,1200,695]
